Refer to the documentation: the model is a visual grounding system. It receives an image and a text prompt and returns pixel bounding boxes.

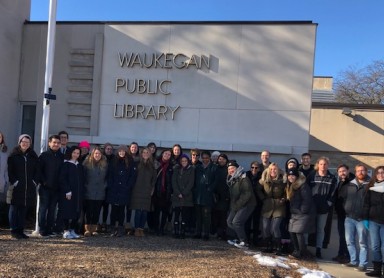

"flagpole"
[32,0,57,236]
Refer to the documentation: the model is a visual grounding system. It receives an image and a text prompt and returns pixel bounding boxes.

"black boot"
[274,237,283,256]
[180,222,186,239]
[173,221,180,238]
[262,237,274,253]
[316,247,322,259]
[366,261,382,277]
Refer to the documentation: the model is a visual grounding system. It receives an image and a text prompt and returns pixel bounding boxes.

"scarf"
[370,180,384,193]
[226,166,245,187]
[160,159,170,193]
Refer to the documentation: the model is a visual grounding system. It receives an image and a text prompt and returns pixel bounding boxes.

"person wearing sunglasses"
[245,161,263,246]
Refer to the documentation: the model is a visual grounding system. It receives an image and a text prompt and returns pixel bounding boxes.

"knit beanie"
[18,134,32,145]
[78,140,90,150]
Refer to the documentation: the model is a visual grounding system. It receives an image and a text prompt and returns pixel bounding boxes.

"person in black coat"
[38,134,63,236]
[286,168,315,259]
[211,153,230,240]
[152,149,173,236]
[193,150,217,240]
[7,134,39,239]
[332,164,354,263]
[245,161,263,246]
[59,146,85,239]
[106,145,136,237]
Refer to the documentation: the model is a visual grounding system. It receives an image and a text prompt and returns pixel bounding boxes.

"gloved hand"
[363,220,369,230]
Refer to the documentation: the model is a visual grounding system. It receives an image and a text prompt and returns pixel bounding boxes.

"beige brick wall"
[309,151,384,173]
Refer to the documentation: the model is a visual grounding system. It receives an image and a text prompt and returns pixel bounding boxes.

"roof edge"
[25,20,316,25]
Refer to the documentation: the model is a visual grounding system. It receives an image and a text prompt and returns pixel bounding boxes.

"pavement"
[313,218,371,278]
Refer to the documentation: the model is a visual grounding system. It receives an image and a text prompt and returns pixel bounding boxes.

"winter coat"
[193,162,217,207]
[287,174,316,234]
[259,170,286,218]
[153,161,173,208]
[227,171,256,212]
[246,170,263,203]
[213,165,230,211]
[83,162,108,201]
[339,178,369,221]
[58,160,85,220]
[0,150,8,194]
[38,148,64,191]
[363,181,384,225]
[130,162,157,211]
[7,147,39,207]
[334,173,355,218]
[306,170,337,214]
[106,157,136,206]
[172,164,195,208]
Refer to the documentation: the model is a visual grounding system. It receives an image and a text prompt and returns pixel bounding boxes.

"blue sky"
[30,0,383,79]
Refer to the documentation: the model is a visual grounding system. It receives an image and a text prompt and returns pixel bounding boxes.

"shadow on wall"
[309,135,384,172]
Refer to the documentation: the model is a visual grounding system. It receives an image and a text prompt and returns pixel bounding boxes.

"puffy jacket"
[172,164,195,208]
[363,181,384,224]
[259,170,286,218]
[7,147,39,206]
[227,172,256,212]
[340,178,369,221]
[287,174,316,234]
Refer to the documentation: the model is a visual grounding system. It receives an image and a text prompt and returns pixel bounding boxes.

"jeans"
[38,186,58,233]
[227,205,255,242]
[262,217,283,239]
[345,217,368,267]
[9,205,27,232]
[369,220,384,262]
[316,213,328,248]
[134,209,148,229]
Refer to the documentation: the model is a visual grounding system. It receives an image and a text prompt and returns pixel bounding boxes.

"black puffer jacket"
[340,178,369,221]
[363,181,384,224]
[287,174,316,234]
[7,147,39,206]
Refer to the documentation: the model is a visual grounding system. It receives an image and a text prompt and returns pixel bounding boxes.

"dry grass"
[0,229,318,278]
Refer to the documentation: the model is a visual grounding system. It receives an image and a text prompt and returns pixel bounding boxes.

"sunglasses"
[251,166,258,169]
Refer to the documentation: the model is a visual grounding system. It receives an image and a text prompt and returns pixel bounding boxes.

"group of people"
[1,130,384,277]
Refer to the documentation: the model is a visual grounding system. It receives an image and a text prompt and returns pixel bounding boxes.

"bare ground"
[0,229,318,278]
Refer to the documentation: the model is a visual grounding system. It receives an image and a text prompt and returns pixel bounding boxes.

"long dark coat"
[213,165,230,211]
[7,147,39,207]
[287,174,316,234]
[106,158,136,206]
[130,162,156,211]
[59,161,85,219]
[152,161,173,208]
[193,162,217,207]
[172,164,195,208]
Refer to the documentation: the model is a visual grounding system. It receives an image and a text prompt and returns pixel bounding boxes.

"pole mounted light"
[32,0,57,237]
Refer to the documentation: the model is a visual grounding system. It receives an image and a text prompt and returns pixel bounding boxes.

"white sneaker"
[227,239,240,246]
[234,241,249,249]
[63,231,75,239]
[70,229,80,239]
